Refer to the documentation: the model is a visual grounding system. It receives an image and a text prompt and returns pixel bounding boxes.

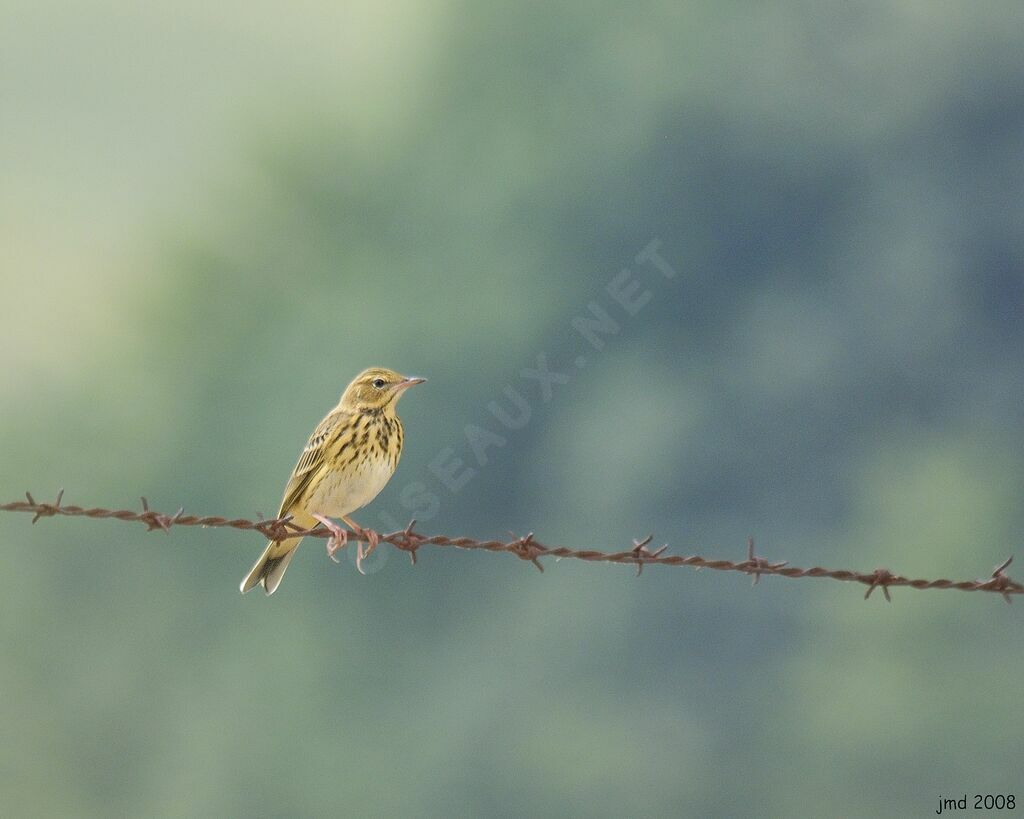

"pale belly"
[305,457,396,518]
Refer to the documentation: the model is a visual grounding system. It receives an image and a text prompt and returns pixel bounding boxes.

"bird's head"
[340,367,426,412]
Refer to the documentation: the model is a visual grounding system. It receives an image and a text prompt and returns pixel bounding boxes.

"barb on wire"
[743,537,787,586]
[631,535,668,577]
[1,492,1021,603]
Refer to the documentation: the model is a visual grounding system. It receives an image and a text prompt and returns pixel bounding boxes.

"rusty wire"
[1,490,1020,602]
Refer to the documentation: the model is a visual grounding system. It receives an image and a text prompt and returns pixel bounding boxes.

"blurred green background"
[2,2,1023,816]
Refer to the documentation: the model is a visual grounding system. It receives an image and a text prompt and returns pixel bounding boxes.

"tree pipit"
[241,367,425,595]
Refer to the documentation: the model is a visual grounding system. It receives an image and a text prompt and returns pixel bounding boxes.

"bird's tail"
[239,511,315,595]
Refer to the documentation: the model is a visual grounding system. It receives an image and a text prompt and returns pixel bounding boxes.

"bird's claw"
[328,535,348,563]
[314,514,381,573]
[313,514,349,563]
[356,528,381,575]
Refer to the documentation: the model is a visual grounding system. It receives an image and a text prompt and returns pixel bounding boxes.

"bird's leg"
[312,513,349,563]
[342,514,381,575]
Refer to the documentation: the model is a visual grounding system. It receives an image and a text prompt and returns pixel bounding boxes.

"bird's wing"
[278,408,349,517]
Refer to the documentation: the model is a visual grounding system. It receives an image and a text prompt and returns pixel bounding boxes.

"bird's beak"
[393,376,426,393]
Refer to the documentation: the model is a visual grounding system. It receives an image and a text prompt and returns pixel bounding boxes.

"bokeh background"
[3,2,1023,816]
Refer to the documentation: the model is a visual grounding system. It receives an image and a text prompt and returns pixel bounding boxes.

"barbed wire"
[1,490,1020,602]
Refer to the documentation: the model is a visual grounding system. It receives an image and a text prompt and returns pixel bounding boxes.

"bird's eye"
[372,378,386,389]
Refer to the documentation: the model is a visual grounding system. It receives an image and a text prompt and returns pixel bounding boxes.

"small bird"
[240,367,425,595]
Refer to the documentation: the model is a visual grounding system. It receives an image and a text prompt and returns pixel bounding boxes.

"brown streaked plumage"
[240,367,425,595]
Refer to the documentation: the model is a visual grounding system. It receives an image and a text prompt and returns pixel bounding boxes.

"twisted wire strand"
[2,491,1019,602]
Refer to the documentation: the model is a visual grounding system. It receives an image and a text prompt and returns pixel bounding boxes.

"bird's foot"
[342,515,381,575]
[313,513,349,563]
[355,528,381,575]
